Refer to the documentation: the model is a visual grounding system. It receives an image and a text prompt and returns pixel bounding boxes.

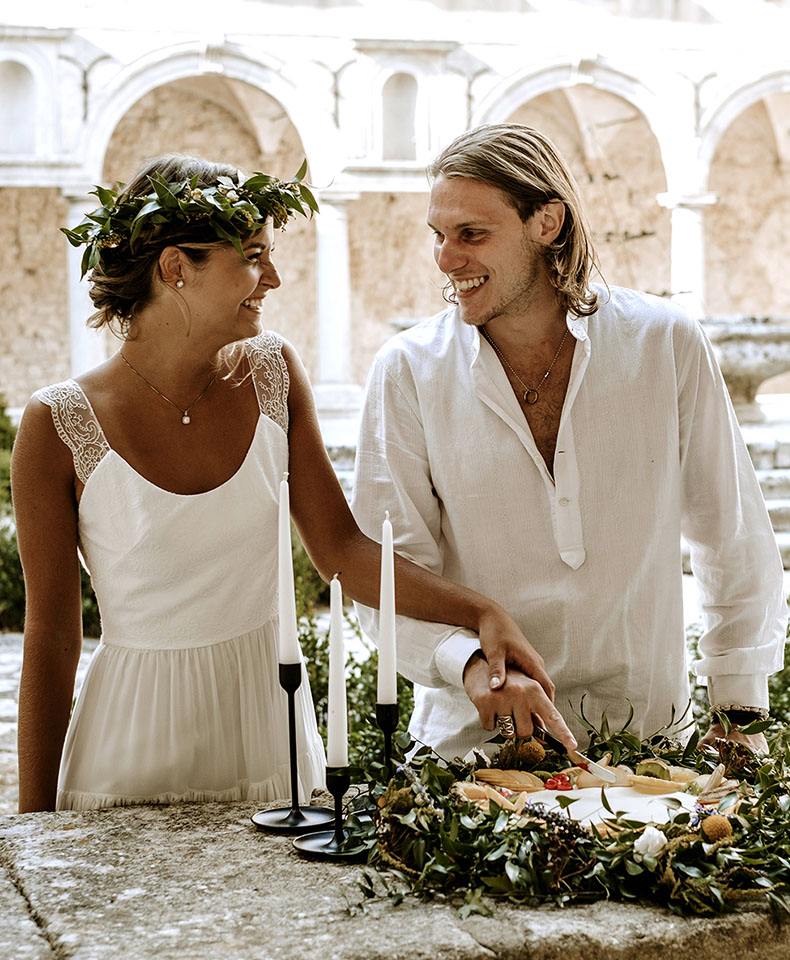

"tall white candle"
[377,511,398,704]
[278,473,301,664]
[326,574,348,767]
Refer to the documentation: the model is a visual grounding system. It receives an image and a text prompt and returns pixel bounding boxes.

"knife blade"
[533,723,618,783]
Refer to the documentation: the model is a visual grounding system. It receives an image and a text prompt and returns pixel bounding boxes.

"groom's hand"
[462,656,577,751]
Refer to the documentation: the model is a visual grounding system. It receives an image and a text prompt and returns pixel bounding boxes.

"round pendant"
[524,389,539,405]
[181,414,191,424]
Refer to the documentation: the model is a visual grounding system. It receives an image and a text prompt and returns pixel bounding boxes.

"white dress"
[34,333,326,810]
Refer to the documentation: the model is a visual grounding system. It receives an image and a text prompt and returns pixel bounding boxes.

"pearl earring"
[176,279,184,289]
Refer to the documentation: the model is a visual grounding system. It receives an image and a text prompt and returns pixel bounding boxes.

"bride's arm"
[282,341,576,749]
[12,400,84,813]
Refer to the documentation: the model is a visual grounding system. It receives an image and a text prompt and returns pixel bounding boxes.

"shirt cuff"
[434,629,482,688]
[706,673,769,711]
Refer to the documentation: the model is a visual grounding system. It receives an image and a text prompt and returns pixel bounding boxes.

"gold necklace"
[119,352,218,425]
[480,325,569,405]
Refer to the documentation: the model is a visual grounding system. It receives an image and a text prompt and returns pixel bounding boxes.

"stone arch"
[80,44,342,187]
[473,65,673,298]
[72,46,336,380]
[472,59,692,195]
[382,72,418,161]
[699,70,790,180]
[0,56,39,154]
[704,85,790,319]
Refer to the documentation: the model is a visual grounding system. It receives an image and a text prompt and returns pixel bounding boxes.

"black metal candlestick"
[251,662,335,834]
[376,701,399,776]
[292,766,366,860]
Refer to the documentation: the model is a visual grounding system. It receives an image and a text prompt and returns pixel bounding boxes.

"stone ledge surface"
[1,801,788,960]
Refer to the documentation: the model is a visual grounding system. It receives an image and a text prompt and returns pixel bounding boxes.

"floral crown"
[62,160,318,278]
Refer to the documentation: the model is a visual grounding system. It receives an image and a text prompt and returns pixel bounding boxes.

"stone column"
[64,194,109,376]
[656,191,717,320]
[313,191,363,445]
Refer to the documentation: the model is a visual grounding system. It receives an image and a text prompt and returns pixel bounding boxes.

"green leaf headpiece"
[62,159,318,278]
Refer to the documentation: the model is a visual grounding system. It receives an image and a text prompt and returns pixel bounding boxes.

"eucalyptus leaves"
[348,716,790,919]
[62,160,318,278]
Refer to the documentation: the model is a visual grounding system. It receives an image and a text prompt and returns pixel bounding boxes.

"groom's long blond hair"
[428,124,602,318]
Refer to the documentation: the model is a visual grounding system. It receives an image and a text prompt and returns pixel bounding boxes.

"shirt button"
[559,497,570,506]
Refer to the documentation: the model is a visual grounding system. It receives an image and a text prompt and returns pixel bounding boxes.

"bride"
[11,153,574,812]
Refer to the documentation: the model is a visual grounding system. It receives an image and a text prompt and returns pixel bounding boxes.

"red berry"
[545,778,558,790]
[558,782,573,791]
[577,762,589,771]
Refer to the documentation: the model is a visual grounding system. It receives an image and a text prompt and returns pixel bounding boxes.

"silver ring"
[497,714,516,738]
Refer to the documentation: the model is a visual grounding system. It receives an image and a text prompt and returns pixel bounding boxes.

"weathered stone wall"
[706,95,790,319]
[348,191,444,385]
[0,188,71,410]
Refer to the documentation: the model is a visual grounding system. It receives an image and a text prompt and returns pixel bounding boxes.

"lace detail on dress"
[246,333,290,434]
[34,380,110,485]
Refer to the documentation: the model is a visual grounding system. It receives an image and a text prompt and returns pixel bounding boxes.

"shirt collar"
[468,308,590,369]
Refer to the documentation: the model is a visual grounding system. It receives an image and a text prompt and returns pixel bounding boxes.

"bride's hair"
[86,154,245,338]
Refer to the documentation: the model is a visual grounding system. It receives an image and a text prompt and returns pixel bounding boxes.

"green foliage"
[347,717,790,919]
[0,394,16,452]
[63,164,317,278]
[0,518,25,632]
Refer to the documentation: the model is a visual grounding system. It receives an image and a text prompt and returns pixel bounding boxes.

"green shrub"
[300,608,414,769]
[0,519,25,632]
[0,394,16,452]
[0,449,11,515]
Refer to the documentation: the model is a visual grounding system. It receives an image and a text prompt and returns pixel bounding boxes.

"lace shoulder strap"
[245,332,290,434]
[34,380,110,485]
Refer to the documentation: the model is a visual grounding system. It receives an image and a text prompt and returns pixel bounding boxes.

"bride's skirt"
[56,621,326,811]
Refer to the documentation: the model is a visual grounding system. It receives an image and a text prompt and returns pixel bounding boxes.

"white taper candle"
[377,510,398,704]
[278,473,301,664]
[326,574,348,767]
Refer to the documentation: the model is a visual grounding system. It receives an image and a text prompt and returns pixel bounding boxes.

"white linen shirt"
[351,285,786,760]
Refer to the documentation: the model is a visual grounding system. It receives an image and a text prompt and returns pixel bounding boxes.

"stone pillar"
[64,194,109,376]
[313,191,363,445]
[656,191,717,320]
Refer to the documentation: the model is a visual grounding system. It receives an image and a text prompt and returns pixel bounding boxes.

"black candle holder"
[376,701,399,776]
[251,662,335,834]
[292,766,366,861]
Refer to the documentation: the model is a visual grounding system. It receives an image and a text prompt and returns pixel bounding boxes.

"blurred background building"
[1,0,790,436]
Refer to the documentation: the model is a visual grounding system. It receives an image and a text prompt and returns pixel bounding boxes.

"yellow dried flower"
[701,814,733,841]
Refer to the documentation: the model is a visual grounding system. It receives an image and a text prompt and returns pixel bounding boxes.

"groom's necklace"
[119,352,218,425]
[480,325,569,406]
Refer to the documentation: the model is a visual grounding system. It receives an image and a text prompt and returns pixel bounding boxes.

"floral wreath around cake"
[345,706,790,919]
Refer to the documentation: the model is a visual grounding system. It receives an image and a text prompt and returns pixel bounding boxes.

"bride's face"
[188,223,281,342]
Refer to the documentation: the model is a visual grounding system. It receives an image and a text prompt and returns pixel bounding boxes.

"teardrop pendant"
[181,414,191,425]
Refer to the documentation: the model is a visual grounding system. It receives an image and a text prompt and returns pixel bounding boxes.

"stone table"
[1,801,788,960]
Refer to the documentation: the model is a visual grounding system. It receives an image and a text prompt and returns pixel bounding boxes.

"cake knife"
[533,723,618,783]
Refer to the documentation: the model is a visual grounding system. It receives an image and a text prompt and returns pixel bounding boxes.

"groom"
[351,123,785,760]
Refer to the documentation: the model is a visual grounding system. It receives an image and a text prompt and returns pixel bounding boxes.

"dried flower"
[701,814,733,841]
